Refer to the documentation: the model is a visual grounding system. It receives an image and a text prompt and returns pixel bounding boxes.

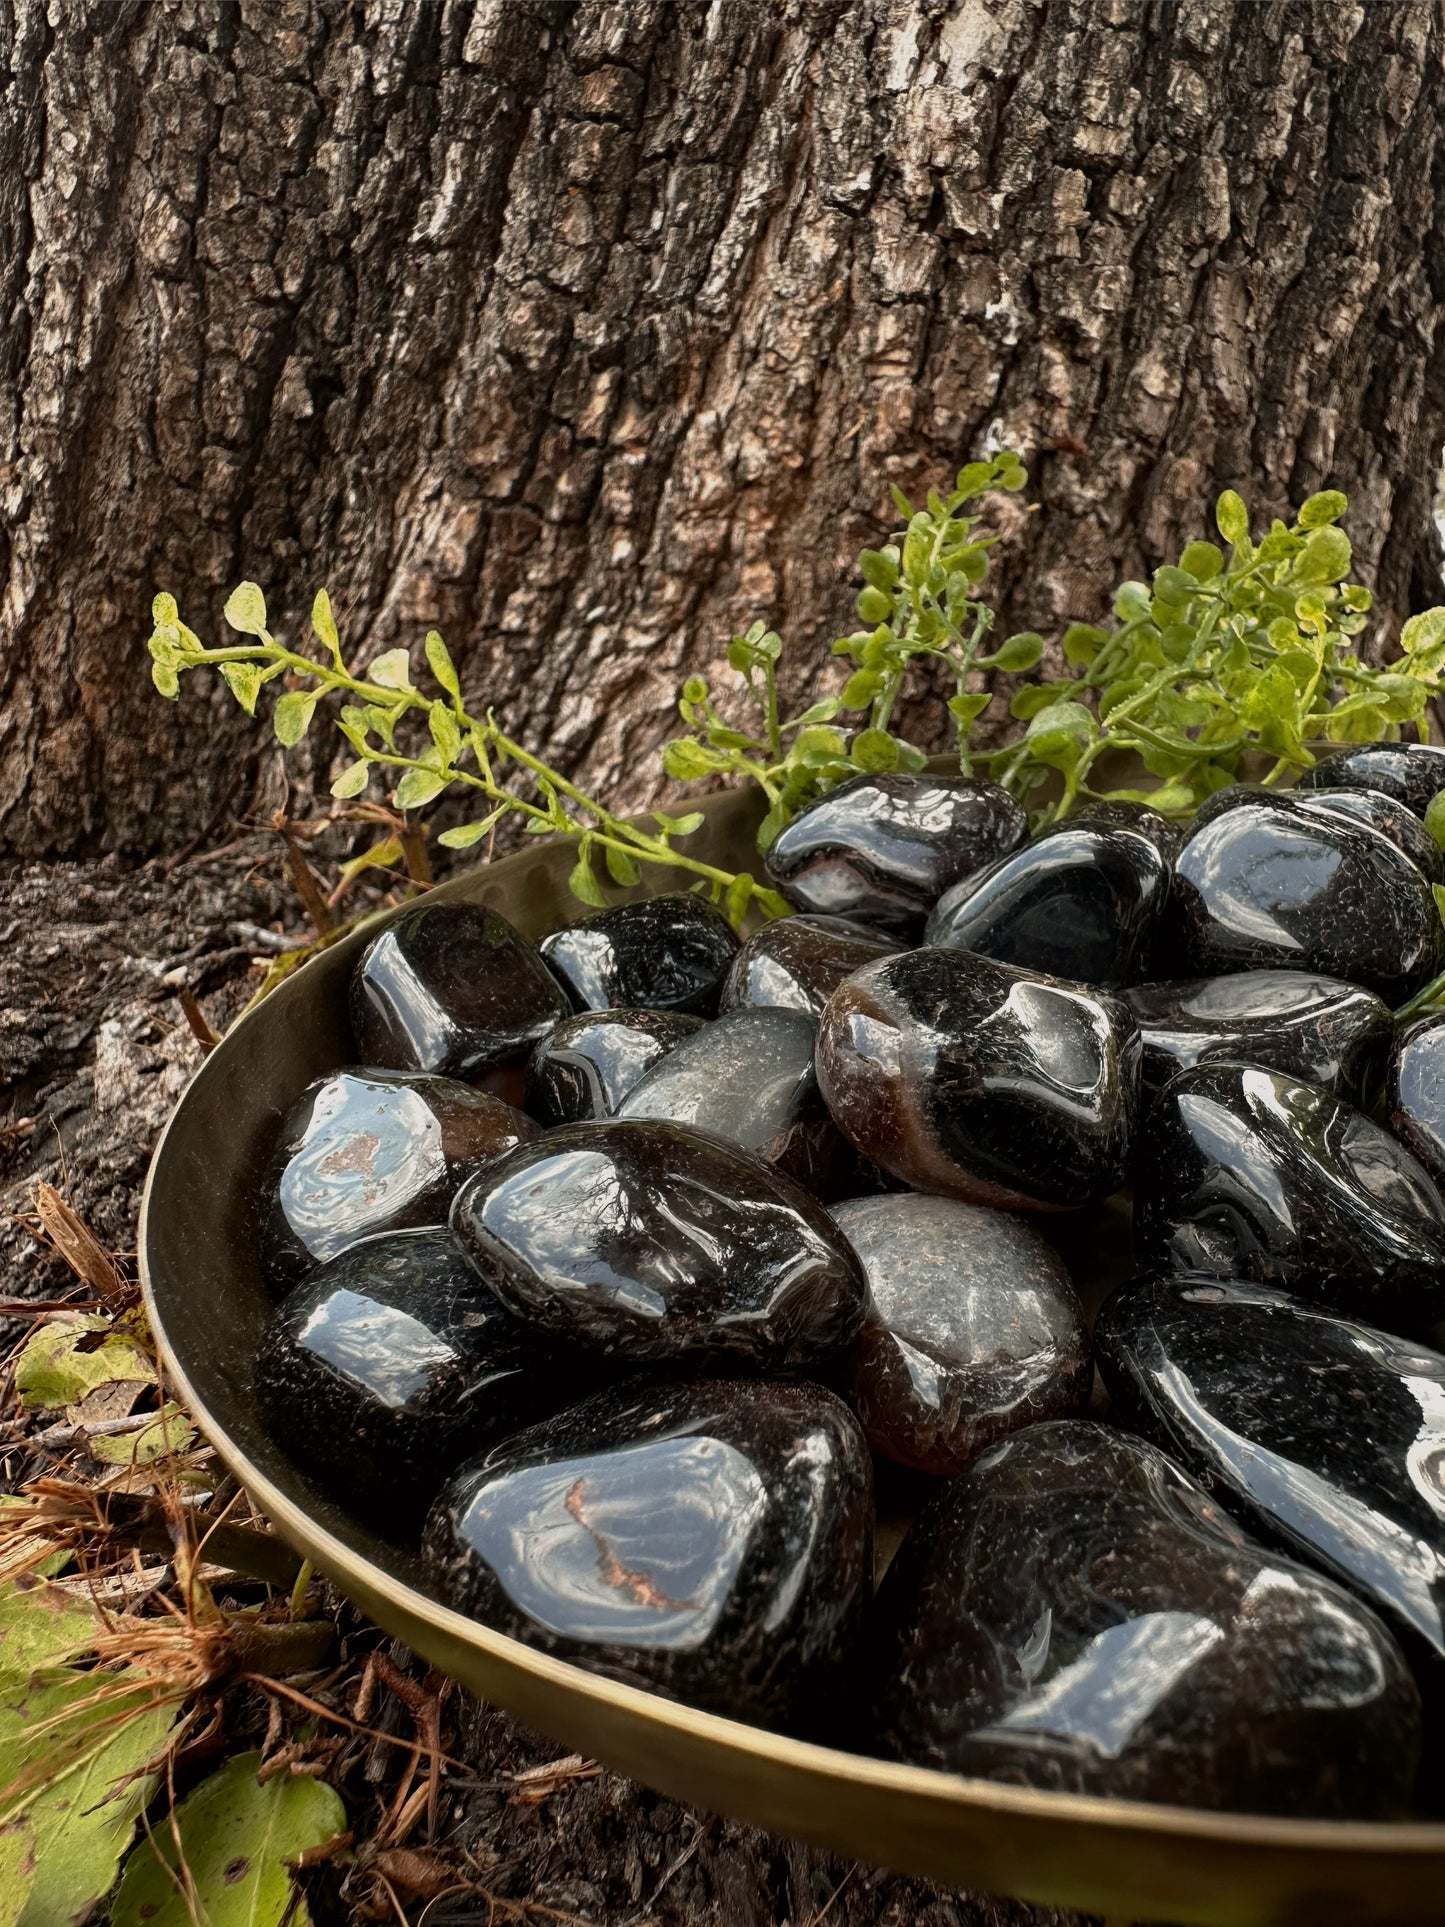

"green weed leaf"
[222,663,263,716]
[1215,490,1250,547]
[223,581,268,638]
[368,648,413,692]
[394,767,450,810]
[568,847,609,909]
[311,588,340,661]
[425,629,461,700]
[273,690,319,746]
[330,759,370,800]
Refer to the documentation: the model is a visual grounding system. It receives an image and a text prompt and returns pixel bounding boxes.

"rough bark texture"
[4,0,1445,858]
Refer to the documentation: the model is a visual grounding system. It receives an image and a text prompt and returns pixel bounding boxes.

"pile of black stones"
[253,739,1445,1819]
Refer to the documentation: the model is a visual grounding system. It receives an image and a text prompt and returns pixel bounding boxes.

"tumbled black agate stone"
[831,1195,1090,1475]
[423,1375,873,1732]
[450,1119,869,1366]
[351,902,568,1080]
[720,914,901,1018]
[816,949,1140,1210]
[763,774,1028,938]
[1097,1273,1445,1680]
[1391,1013,1445,1190]
[523,1009,704,1126]
[1038,799,1181,859]
[1296,742,1445,817]
[616,1006,844,1192]
[256,1229,572,1522]
[1169,791,1444,1000]
[1133,1060,1445,1331]
[538,895,738,1016]
[924,825,1169,988]
[260,1069,538,1290]
[870,1420,1420,1815]
[1121,971,1392,1101]
[1296,786,1444,881]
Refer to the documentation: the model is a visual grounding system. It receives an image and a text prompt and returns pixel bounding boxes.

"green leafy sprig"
[662,451,1040,849]
[146,585,791,928]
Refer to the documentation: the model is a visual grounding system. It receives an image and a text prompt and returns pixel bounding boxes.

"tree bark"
[4,0,1445,859]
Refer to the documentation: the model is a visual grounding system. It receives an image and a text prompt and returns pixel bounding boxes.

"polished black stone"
[831,1195,1091,1475]
[538,894,739,1016]
[423,1375,872,1732]
[1096,1272,1445,1681]
[351,902,569,1081]
[1168,790,1444,1000]
[870,1420,1420,1815]
[763,775,1028,938]
[616,1007,845,1194]
[256,1229,574,1522]
[816,948,1140,1210]
[1295,787,1444,882]
[1296,743,1445,818]
[523,1009,704,1126]
[1390,1013,1445,1190]
[260,1069,539,1291]
[1132,1060,1445,1332]
[720,914,902,1018]
[1121,971,1392,1102]
[924,825,1170,988]
[450,1119,869,1366]
[1038,799,1182,859]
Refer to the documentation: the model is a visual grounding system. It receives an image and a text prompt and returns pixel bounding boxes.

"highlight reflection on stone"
[450,1119,869,1367]
[1132,1060,1445,1332]
[763,774,1028,937]
[1296,743,1445,817]
[523,1009,704,1126]
[539,895,739,1016]
[870,1420,1420,1815]
[260,1069,538,1291]
[1121,971,1392,1102]
[1168,791,1444,1000]
[1388,1013,1445,1191]
[815,949,1140,1210]
[1097,1273,1445,1680]
[256,1229,572,1521]
[423,1375,873,1732]
[831,1195,1090,1475]
[1295,787,1444,882]
[924,824,1170,987]
[720,914,901,1018]
[351,902,569,1080]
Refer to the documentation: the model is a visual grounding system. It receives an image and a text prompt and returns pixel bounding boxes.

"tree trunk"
[3,0,1445,859]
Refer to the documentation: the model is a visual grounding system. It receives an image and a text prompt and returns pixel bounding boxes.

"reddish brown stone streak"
[563,1475,694,1613]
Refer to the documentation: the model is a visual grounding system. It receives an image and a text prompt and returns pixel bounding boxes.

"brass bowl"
[139,787,1445,1927]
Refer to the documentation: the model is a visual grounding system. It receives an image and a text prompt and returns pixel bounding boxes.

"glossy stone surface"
[1097,1273,1445,1677]
[450,1119,869,1366]
[1295,786,1444,882]
[616,1007,844,1193]
[351,902,568,1081]
[763,774,1028,938]
[1169,791,1444,1000]
[1296,742,1445,817]
[423,1375,872,1732]
[1390,1013,1445,1190]
[539,894,739,1016]
[720,914,901,1018]
[1121,971,1392,1102]
[260,1069,538,1290]
[523,1009,704,1126]
[1133,1060,1445,1332]
[256,1229,573,1521]
[830,1195,1091,1475]
[816,949,1140,1210]
[1038,799,1182,859]
[870,1420,1420,1814]
[924,825,1170,988]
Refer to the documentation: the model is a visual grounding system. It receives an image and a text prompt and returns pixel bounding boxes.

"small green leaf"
[653,810,706,837]
[1401,609,1445,656]
[1434,882,1445,931]
[568,848,609,909]
[1296,526,1351,585]
[788,697,842,728]
[681,675,708,704]
[1424,791,1445,856]
[947,692,991,727]
[335,835,402,887]
[112,1751,345,1927]
[1179,540,1224,581]
[222,662,263,715]
[16,1318,153,1411]
[273,690,319,747]
[394,767,450,810]
[1062,622,1110,667]
[88,1402,196,1467]
[311,588,340,659]
[856,586,892,625]
[223,580,269,638]
[330,760,370,800]
[841,670,881,710]
[604,843,643,887]
[1298,489,1347,529]
[150,659,179,699]
[425,629,460,699]
[1215,490,1250,547]
[1010,682,1078,720]
[151,591,179,625]
[428,700,462,764]
[849,728,900,772]
[368,647,414,692]
[724,871,755,930]
[661,739,720,780]
[438,807,507,849]
[1152,566,1198,606]
[1113,580,1153,622]
[756,800,788,851]
[1025,699,1095,743]
[988,631,1043,673]
[858,548,899,592]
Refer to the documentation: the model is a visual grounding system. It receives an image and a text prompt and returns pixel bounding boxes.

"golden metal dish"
[139,785,1445,1926]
